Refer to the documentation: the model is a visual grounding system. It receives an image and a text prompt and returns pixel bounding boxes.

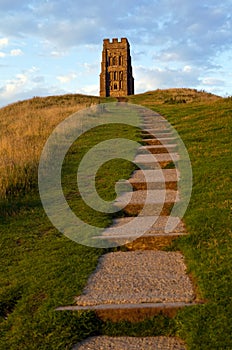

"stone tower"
[100,38,134,97]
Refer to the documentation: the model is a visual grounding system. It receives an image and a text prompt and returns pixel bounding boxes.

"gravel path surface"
[123,168,178,190]
[134,153,180,164]
[115,189,179,205]
[75,251,195,306]
[65,113,194,349]
[138,145,177,154]
[74,336,186,350]
[100,216,186,237]
[129,169,179,182]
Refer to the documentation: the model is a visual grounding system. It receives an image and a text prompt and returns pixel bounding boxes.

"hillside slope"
[0,94,105,199]
[0,89,231,349]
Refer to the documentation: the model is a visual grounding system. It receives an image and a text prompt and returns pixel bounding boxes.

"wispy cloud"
[57,73,77,83]
[10,49,23,56]
[0,38,9,47]
[0,67,61,105]
[0,0,231,105]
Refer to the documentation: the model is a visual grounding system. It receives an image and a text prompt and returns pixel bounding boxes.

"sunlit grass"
[0,90,231,349]
[0,94,101,199]
[128,91,232,349]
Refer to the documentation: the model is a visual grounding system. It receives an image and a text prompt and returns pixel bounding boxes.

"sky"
[0,0,232,107]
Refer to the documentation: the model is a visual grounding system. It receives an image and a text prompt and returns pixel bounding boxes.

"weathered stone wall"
[100,38,134,97]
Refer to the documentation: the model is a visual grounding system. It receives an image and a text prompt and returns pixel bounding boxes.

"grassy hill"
[0,89,220,201]
[0,89,231,349]
[0,94,106,201]
[129,88,221,105]
[128,90,232,348]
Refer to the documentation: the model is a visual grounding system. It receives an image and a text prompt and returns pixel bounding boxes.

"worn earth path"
[58,108,198,349]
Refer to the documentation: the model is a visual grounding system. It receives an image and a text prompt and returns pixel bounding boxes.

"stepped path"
[57,110,198,349]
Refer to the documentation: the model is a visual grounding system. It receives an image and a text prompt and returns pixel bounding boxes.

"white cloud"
[50,50,64,57]
[78,84,99,96]
[10,49,23,56]
[56,73,77,83]
[0,1,231,105]
[0,38,9,48]
[0,67,67,106]
[0,48,23,57]
[82,62,99,73]
[0,73,28,99]
[201,77,224,86]
[0,67,43,102]
[183,65,192,73]
[134,65,201,94]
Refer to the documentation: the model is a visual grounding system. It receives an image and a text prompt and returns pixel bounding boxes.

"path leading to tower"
[57,108,198,349]
[73,336,187,350]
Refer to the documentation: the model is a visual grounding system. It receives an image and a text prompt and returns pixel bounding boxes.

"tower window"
[100,38,134,97]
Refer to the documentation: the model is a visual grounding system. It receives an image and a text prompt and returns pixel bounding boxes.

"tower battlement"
[103,38,128,44]
[100,38,134,97]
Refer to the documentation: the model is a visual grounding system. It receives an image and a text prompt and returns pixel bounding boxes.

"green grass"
[62,123,140,228]
[0,100,140,349]
[128,92,232,349]
[1,90,232,349]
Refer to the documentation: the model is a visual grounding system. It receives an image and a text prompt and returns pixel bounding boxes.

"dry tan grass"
[0,94,100,199]
[129,88,221,106]
[0,89,221,199]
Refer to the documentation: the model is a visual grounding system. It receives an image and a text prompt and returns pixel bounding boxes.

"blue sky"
[0,0,232,107]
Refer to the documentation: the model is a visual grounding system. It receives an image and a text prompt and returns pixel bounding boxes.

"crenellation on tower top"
[103,38,129,45]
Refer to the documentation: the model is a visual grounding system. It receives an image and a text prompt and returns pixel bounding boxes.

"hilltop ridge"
[128,88,221,105]
[0,88,221,111]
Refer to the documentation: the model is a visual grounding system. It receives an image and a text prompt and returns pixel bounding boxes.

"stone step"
[97,216,186,237]
[142,131,174,138]
[142,137,177,145]
[124,235,182,251]
[142,117,165,122]
[92,216,186,249]
[58,301,195,321]
[93,216,187,250]
[129,169,179,182]
[142,125,170,131]
[92,234,186,250]
[143,123,169,127]
[131,181,177,191]
[142,126,172,135]
[138,144,177,154]
[133,181,178,191]
[57,251,196,322]
[124,204,173,216]
[142,119,168,124]
[114,189,178,215]
[134,153,179,165]
[73,336,187,350]
[126,169,178,190]
[115,189,179,206]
